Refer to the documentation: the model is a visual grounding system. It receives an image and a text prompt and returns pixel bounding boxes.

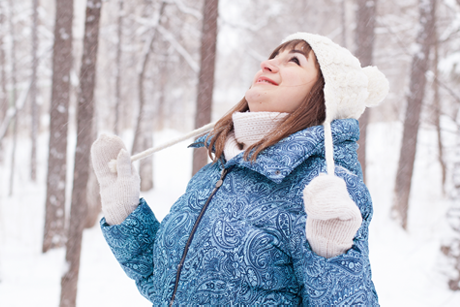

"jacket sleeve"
[291,169,379,306]
[100,198,160,302]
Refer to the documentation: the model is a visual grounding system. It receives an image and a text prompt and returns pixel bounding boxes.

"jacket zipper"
[169,167,230,306]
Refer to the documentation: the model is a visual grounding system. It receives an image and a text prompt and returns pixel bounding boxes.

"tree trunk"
[131,1,166,154]
[30,0,39,181]
[393,0,436,230]
[340,0,347,48]
[192,0,219,176]
[354,0,377,184]
[432,18,446,196]
[156,56,168,130]
[8,0,18,197]
[139,133,153,191]
[441,104,460,290]
[0,3,7,164]
[131,1,166,191]
[114,0,123,135]
[59,0,102,306]
[85,167,101,228]
[85,113,101,229]
[42,0,74,253]
[0,4,6,134]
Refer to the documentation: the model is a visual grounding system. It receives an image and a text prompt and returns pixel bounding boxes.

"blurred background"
[1,0,460,306]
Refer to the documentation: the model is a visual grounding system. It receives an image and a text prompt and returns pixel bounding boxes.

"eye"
[289,56,300,65]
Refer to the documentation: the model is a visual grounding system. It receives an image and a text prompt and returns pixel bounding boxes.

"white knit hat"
[282,32,389,175]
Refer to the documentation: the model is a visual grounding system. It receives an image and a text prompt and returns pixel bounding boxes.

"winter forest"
[1,0,460,305]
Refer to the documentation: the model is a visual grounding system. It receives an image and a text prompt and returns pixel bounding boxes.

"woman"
[91,32,389,305]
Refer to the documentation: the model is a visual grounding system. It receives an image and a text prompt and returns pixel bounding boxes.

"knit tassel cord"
[109,122,216,173]
[323,120,335,176]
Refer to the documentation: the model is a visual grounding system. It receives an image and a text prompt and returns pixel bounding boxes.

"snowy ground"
[1,122,460,306]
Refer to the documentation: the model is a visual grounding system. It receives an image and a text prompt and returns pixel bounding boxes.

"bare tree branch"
[157,24,199,73]
[169,0,202,19]
[0,46,52,144]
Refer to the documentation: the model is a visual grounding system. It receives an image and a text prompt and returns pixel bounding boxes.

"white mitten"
[303,174,362,258]
[91,133,140,225]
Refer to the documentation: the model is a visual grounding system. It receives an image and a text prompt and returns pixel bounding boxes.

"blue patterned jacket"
[101,118,379,306]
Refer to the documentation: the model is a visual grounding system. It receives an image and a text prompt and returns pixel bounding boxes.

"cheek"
[293,72,317,97]
[287,81,311,109]
[251,71,263,85]
[292,89,308,105]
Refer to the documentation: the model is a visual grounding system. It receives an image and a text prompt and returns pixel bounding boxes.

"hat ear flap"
[362,66,389,107]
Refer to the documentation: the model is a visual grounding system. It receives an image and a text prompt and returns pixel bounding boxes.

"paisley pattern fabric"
[101,119,379,306]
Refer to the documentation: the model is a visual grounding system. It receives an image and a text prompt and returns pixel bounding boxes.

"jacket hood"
[190,118,360,183]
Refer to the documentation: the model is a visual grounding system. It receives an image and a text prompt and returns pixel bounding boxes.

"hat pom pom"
[362,66,389,107]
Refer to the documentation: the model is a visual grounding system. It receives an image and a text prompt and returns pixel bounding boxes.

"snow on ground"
[1,122,460,306]
[367,122,460,306]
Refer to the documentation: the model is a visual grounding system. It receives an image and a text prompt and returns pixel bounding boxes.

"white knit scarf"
[223,112,288,161]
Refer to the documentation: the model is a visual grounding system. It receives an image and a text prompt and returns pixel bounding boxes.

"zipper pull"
[215,168,227,188]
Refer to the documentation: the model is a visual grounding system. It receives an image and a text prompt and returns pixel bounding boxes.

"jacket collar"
[189,118,360,183]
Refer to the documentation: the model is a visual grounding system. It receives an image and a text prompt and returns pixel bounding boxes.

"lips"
[257,76,278,86]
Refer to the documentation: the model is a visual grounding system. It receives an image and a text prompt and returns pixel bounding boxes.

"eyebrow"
[289,49,308,58]
[271,48,309,60]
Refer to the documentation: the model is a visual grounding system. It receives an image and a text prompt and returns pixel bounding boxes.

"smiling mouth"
[257,77,278,86]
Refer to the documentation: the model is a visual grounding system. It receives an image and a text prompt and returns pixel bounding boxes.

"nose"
[260,58,278,73]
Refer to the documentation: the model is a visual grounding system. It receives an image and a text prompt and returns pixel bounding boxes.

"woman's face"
[245,46,319,113]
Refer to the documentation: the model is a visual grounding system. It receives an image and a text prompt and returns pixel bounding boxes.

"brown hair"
[206,39,326,163]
